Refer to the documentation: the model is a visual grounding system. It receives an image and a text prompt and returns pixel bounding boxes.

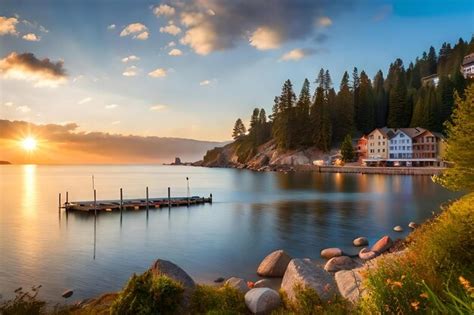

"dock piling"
[66,191,69,205]
[120,188,123,219]
[146,186,149,215]
[168,187,171,208]
[94,189,97,217]
[58,193,62,212]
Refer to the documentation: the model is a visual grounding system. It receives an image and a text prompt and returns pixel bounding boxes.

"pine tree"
[373,70,388,127]
[296,78,311,146]
[437,76,455,128]
[272,80,296,150]
[387,61,409,127]
[340,134,354,162]
[333,71,354,143]
[434,84,474,191]
[311,86,332,152]
[356,70,375,133]
[232,118,246,139]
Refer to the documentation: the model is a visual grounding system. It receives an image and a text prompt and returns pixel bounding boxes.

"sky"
[0,0,473,156]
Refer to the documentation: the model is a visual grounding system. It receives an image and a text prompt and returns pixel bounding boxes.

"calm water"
[0,165,457,302]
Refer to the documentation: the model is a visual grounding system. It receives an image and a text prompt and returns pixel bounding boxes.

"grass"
[189,284,247,314]
[359,193,474,314]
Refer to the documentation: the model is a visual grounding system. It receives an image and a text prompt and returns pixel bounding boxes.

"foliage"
[231,118,246,140]
[360,193,474,314]
[189,284,246,314]
[340,135,354,162]
[110,271,184,315]
[434,83,474,191]
[0,286,46,315]
[272,285,350,315]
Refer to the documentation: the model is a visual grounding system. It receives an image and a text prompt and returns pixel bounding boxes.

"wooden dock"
[64,195,212,212]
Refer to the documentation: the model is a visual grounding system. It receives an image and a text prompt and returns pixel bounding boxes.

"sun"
[21,137,38,152]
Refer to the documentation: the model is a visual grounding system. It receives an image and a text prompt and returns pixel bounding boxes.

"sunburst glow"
[21,137,38,152]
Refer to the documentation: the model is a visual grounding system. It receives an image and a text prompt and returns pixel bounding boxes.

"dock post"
[59,193,62,212]
[120,188,123,223]
[210,193,213,204]
[66,191,69,205]
[146,186,149,215]
[94,189,97,217]
[168,187,171,208]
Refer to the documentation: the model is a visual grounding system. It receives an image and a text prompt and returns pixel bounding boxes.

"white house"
[461,53,474,79]
[389,129,413,159]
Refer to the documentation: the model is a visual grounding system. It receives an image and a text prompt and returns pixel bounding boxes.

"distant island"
[0,161,11,165]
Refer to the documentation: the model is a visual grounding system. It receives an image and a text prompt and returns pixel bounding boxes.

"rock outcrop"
[281,258,336,302]
[257,250,292,277]
[150,259,196,304]
[334,269,365,303]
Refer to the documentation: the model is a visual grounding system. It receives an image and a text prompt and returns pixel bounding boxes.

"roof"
[421,74,439,81]
[399,127,426,138]
[462,53,474,66]
[369,126,392,138]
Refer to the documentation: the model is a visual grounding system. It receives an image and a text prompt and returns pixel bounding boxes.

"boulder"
[281,258,336,302]
[257,250,292,277]
[408,222,419,229]
[62,289,73,298]
[150,259,195,290]
[358,248,376,260]
[320,248,342,259]
[353,237,369,246]
[393,225,404,232]
[245,288,281,314]
[371,236,393,254]
[150,259,196,305]
[225,277,249,294]
[324,256,361,272]
[214,277,225,283]
[335,269,364,304]
[253,278,281,291]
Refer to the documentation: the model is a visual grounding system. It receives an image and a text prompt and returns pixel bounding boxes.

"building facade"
[367,128,389,159]
[389,129,413,159]
[356,136,368,161]
[461,53,474,79]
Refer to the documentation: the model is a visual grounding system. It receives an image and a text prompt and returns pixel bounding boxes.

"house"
[388,127,425,166]
[421,74,439,87]
[367,127,390,160]
[461,53,474,79]
[412,130,445,166]
[356,135,368,161]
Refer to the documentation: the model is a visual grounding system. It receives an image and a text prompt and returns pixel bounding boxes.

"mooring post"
[94,189,97,217]
[146,186,149,215]
[120,188,123,219]
[168,187,171,208]
[210,193,213,203]
[59,193,62,212]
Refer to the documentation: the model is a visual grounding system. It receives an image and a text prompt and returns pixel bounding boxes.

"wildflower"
[411,300,420,311]
[459,276,473,294]
[420,292,429,299]
[391,281,403,289]
[247,281,254,289]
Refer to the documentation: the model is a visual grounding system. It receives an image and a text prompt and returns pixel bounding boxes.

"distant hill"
[0,161,11,165]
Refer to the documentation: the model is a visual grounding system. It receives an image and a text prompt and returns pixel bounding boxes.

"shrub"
[110,271,184,315]
[189,284,246,314]
[274,285,349,315]
[0,286,46,315]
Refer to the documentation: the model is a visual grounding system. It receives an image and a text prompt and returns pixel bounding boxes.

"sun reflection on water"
[21,164,37,218]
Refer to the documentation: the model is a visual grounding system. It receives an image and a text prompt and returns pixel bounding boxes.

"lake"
[0,165,458,302]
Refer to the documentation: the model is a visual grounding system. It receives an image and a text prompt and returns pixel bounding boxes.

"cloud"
[107,24,116,30]
[173,1,347,55]
[168,48,183,56]
[249,26,282,50]
[148,68,167,78]
[16,105,31,113]
[153,4,176,16]
[78,97,92,105]
[122,65,139,77]
[39,25,49,33]
[111,120,121,125]
[4,101,13,106]
[0,119,227,163]
[120,23,149,40]
[279,48,316,61]
[166,41,176,47]
[22,33,40,41]
[105,104,118,109]
[121,55,140,63]
[160,23,182,35]
[374,5,393,21]
[317,16,332,27]
[0,16,19,36]
[0,52,67,87]
[149,104,167,111]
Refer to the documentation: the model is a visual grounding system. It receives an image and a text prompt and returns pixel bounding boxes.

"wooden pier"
[64,195,212,213]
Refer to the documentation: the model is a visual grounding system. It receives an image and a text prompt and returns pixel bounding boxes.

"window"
[400,133,404,137]
[383,149,385,152]
[377,149,380,153]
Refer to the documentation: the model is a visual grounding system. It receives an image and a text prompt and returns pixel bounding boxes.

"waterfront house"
[388,127,425,166]
[367,127,390,160]
[461,53,474,79]
[356,135,368,162]
[412,130,446,166]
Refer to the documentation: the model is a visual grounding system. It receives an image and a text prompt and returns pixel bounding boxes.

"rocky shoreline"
[74,223,416,314]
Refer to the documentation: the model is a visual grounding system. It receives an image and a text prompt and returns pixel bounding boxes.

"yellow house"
[367,127,390,159]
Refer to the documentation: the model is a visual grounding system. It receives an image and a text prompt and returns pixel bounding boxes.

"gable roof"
[399,127,426,138]
[462,53,474,66]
